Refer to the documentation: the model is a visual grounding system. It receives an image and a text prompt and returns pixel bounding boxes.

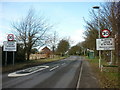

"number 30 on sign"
[101,29,110,38]
[7,34,14,41]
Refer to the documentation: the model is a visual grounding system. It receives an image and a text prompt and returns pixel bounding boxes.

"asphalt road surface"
[2,56,99,89]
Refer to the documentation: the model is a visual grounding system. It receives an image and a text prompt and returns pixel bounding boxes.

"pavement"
[78,60,100,88]
[1,56,99,89]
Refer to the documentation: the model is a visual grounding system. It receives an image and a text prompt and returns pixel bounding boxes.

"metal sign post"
[93,6,101,68]
[111,51,113,64]
[13,52,15,66]
[5,52,7,66]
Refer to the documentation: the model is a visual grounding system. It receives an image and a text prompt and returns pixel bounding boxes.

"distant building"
[39,46,52,58]
[30,46,52,60]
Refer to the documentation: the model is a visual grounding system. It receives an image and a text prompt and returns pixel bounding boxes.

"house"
[39,46,52,58]
[30,46,52,60]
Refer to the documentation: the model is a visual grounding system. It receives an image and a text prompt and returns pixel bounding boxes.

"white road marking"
[61,63,66,65]
[8,66,49,77]
[76,62,83,89]
[49,66,59,71]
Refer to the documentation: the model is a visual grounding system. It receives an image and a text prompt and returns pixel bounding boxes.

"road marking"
[61,63,66,65]
[49,66,59,71]
[76,62,83,89]
[8,66,49,77]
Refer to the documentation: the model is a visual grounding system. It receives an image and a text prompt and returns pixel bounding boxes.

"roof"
[42,46,51,51]
[39,46,52,54]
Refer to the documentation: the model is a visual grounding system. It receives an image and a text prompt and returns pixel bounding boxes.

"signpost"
[3,41,17,51]
[96,37,115,66]
[96,38,115,50]
[3,34,17,66]
[7,34,14,41]
[96,29,115,67]
[101,29,110,38]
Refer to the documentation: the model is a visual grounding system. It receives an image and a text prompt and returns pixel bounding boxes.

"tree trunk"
[52,45,55,58]
[27,52,30,61]
[26,46,32,60]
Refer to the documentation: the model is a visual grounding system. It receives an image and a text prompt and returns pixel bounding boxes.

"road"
[2,56,99,89]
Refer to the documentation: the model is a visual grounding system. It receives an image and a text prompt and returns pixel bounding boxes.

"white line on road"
[76,62,83,89]
[49,66,59,71]
[61,63,66,65]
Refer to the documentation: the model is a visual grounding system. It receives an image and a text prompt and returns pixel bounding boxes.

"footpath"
[78,60,100,88]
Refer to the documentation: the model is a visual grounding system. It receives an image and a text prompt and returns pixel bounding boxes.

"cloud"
[70,29,85,45]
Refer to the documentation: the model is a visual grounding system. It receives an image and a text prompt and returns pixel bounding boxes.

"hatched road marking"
[8,66,49,77]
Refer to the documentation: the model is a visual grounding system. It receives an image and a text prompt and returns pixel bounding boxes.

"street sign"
[3,41,17,51]
[96,38,115,50]
[7,34,14,41]
[101,29,110,38]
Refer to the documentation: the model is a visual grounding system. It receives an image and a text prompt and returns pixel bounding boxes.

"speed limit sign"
[101,29,110,38]
[7,34,14,41]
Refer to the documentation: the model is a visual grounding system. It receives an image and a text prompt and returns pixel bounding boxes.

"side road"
[78,59,100,88]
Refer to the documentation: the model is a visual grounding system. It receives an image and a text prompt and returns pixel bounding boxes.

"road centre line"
[76,62,83,89]
[61,63,66,65]
[49,66,59,71]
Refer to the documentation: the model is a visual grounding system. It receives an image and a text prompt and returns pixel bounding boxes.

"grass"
[85,56,119,88]
[2,56,67,73]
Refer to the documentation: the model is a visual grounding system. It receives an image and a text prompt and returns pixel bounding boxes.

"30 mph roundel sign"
[101,29,110,38]
[7,34,14,41]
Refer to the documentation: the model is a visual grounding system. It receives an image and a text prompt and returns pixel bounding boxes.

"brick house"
[30,46,52,60]
[39,46,52,58]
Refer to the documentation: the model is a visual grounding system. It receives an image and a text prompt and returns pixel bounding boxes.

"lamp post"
[93,6,101,68]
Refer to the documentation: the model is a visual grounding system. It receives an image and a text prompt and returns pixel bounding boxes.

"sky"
[0,1,103,47]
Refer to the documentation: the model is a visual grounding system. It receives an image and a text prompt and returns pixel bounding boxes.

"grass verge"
[2,56,67,73]
[85,56,119,88]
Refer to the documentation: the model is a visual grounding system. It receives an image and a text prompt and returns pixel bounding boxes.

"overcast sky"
[0,1,103,46]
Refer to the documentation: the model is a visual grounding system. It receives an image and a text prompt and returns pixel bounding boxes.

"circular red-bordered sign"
[7,34,14,41]
[101,29,110,38]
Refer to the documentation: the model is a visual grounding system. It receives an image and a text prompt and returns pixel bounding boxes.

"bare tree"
[12,8,52,60]
[43,31,59,58]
